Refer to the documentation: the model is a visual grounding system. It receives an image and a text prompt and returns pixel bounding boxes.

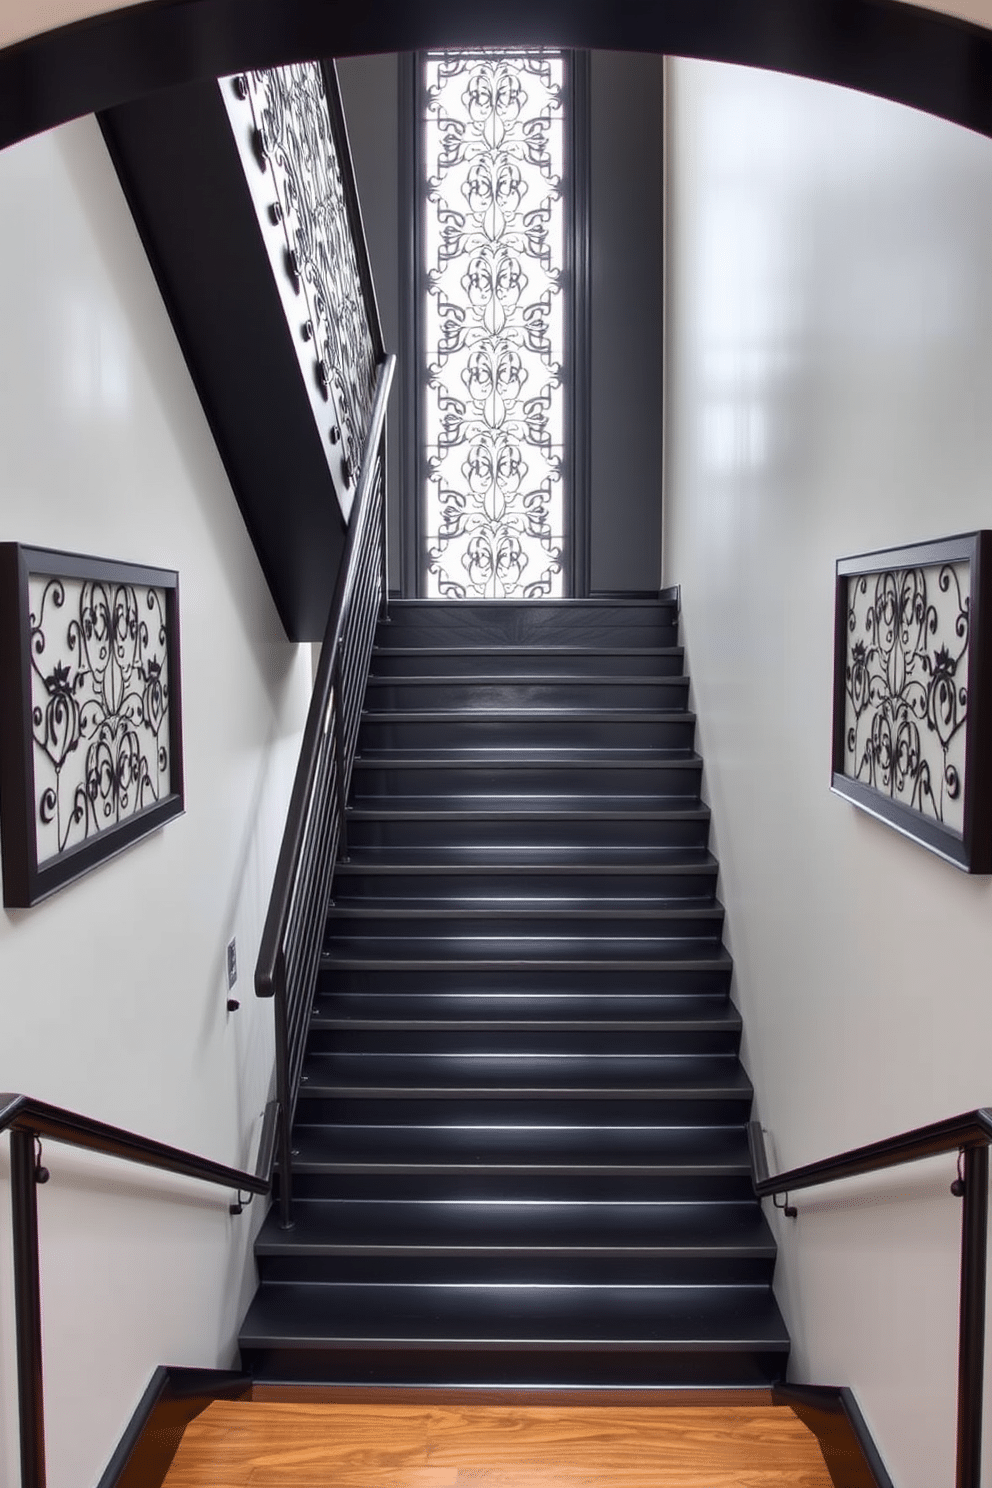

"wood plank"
[424,1405,828,1468]
[161,1400,834,1488]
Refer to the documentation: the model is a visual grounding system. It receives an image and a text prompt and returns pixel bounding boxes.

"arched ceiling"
[3,0,992,152]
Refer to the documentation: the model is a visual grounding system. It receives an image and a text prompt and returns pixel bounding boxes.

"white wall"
[0,117,311,1488]
[664,57,992,1486]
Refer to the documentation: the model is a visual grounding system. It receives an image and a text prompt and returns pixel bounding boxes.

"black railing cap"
[753,1107,992,1199]
[0,1092,273,1195]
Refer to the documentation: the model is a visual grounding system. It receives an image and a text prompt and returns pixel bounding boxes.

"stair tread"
[300,1053,752,1096]
[335,851,716,869]
[347,804,709,818]
[240,1282,790,1348]
[313,993,736,1028]
[255,1199,775,1253]
[326,904,723,920]
[287,1123,753,1171]
[372,646,685,656]
[362,710,696,721]
[352,754,703,768]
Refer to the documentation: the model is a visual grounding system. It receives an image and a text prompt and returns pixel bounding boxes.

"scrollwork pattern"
[844,561,970,831]
[422,51,568,598]
[28,575,172,864]
[228,63,377,498]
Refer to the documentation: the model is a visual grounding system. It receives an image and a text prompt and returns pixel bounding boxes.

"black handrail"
[1,1092,277,1488]
[254,353,395,1227]
[750,1110,992,1488]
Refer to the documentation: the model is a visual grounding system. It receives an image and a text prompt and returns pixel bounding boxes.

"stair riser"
[377,604,679,649]
[331,869,718,900]
[280,1172,758,1202]
[345,818,711,851]
[242,1346,786,1389]
[357,716,696,752]
[317,966,733,997]
[309,1028,742,1057]
[351,763,704,799]
[370,649,686,678]
[255,1255,776,1286]
[324,912,725,943]
[364,680,690,711]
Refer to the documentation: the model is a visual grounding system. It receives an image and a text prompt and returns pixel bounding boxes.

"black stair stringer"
[239,598,789,1387]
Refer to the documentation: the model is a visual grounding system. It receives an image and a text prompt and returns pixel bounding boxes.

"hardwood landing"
[161,1394,833,1488]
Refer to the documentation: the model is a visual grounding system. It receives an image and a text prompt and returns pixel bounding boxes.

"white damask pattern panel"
[422,51,568,598]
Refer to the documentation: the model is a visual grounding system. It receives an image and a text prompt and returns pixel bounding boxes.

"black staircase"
[239,596,790,1386]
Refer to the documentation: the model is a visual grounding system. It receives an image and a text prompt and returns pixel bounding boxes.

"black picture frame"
[831,531,992,873]
[0,544,184,907]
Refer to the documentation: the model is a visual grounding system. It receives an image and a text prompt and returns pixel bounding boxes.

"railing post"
[956,1142,988,1488]
[11,1127,46,1488]
[332,636,349,863]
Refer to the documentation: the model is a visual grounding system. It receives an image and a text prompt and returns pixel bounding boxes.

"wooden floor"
[162,1395,834,1488]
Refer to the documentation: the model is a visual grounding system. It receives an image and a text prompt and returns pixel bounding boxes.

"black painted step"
[378,599,680,649]
[253,1199,776,1285]
[331,858,719,902]
[364,677,691,711]
[324,905,726,942]
[284,1122,757,1203]
[318,963,735,1001]
[286,1121,752,1174]
[310,1028,740,1059]
[298,1052,752,1100]
[239,1282,789,1387]
[357,711,696,753]
[350,756,705,800]
[312,990,734,1028]
[345,809,712,853]
[370,646,686,678]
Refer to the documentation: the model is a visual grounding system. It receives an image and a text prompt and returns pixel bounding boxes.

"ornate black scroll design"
[422,51,568,598]
[242,63,376,493]
[845,564,970,826]
[29,579,171,859]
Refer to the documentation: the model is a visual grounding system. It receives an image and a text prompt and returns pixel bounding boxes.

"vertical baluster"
[332,636,349,863]
[378,443,389,625]
[11,1127,46,1488]
[274,951,295,1230]
[956,1142,988,1488]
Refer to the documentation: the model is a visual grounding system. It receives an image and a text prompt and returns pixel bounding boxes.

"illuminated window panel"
[421,50,568,598]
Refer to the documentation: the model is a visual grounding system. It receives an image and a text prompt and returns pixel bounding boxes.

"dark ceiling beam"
[2,0,992,154]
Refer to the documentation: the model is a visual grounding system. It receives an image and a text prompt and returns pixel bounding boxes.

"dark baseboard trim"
[773,1383,895,1488]
[253,1382,776,1405]
[96,1365,252,1488]
[588,590,672,601]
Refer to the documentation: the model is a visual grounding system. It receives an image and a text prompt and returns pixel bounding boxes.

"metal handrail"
[750,1110,991,1488]
[254,353,394,1227]
[1,1092,277,1488]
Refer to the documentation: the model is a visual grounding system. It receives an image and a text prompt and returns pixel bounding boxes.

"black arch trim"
[2,0,992,154]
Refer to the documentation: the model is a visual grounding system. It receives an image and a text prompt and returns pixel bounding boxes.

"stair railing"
[0,1091,277,1488]
[254,356,394,1228]
[750,1108,992,1488]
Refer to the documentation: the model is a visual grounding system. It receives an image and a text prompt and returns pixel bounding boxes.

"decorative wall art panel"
[0,545,184,906]
[831,532,992,872]
[220,61,378,522]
